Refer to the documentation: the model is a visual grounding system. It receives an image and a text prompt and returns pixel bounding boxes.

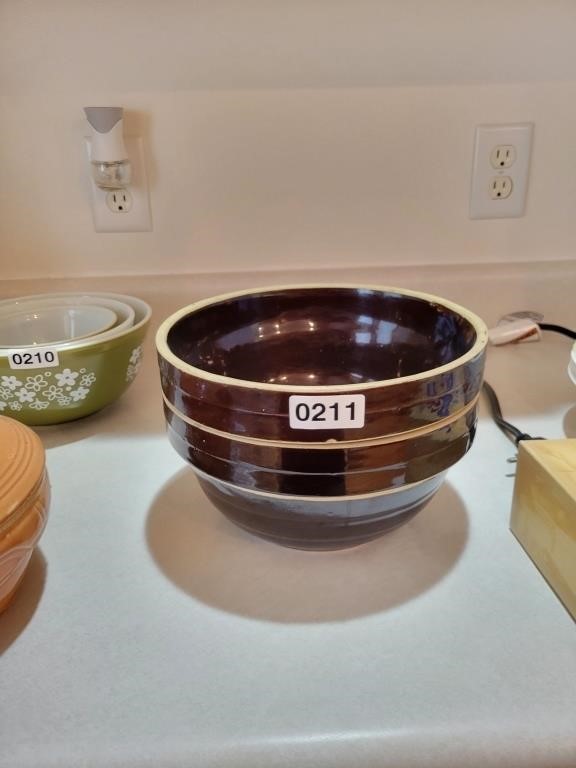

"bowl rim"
[0,303,118,346]
[156,283,488,394]
[0,294,136,318]
[0,292,151,353]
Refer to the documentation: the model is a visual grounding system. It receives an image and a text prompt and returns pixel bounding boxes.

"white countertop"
[1,263,576,768]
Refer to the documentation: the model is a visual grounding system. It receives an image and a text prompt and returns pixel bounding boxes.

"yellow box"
[510,439,576,621]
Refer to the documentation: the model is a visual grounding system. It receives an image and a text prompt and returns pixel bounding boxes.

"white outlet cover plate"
[469,123,533,220]
[85,136,152,232]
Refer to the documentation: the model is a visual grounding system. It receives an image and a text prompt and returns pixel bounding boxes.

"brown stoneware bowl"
[163,397,478,495]
[191,465,447,550]
[156,285,488,442]
[167,427,471,497]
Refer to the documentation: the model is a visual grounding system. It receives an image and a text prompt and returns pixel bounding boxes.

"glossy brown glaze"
[169,428,471,495]
[160,353,484,441]
[165,409,476,495]
[158,286,487,441]
[168,288,477,380]
[195,471,446,550]
[165,400,476,476]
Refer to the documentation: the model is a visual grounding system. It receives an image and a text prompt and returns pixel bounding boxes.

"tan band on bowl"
[162,391,480,450]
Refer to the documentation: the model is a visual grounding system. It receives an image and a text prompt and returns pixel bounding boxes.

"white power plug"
[85,136,152,232]
[488,318,541,345]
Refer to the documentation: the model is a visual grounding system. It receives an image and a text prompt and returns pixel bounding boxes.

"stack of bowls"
[156,285,488,550]
[0,292,151,425]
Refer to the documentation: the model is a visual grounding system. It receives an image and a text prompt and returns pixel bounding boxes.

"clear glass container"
[91,160,132,190]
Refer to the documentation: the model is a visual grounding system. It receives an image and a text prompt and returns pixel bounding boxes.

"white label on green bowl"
[8,348,60,370]
[289,394,366,430]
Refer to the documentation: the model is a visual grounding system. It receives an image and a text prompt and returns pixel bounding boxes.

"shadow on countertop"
[0,549,46,655]
[146,469,469,624]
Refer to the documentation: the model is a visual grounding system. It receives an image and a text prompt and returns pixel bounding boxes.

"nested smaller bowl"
[157,285,488,442]
[0,295,135,345]
[0,304,117,347]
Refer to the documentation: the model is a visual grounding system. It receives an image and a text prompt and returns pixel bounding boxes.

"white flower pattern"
[43,385,64,401]
[129,347,142,365]
[126,345,143,382]
[1,376,22,391]
[0,367,97,415]
[54,368,79,388]
[17,389,36,403]
[25,375,48,392]
[29,399,49,410]
[70,386,89,402]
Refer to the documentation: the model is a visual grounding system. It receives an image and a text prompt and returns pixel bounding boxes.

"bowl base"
[220,508,421,550]
[198,477,438,551]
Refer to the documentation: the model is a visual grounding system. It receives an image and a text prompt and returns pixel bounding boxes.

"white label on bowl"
[8,348,60,370]
[289,394,366,430]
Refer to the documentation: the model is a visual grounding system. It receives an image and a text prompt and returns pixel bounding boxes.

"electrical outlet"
[489,176,513,200]
[470,123,533,219]
[106,189,133,213]
[490,145,516,169]
[85,136,152,232]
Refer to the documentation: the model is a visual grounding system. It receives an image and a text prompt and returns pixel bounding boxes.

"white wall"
[2,0,576,279]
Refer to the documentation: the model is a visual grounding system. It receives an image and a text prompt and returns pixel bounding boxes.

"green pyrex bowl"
[0,293,151,426]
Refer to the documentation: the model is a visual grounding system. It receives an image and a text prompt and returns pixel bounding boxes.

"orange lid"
[0,415,46,528]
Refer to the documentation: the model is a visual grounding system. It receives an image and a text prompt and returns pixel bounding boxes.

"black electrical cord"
[484,320,576,446]
[482,381,540,446]
[538,322,576,340]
